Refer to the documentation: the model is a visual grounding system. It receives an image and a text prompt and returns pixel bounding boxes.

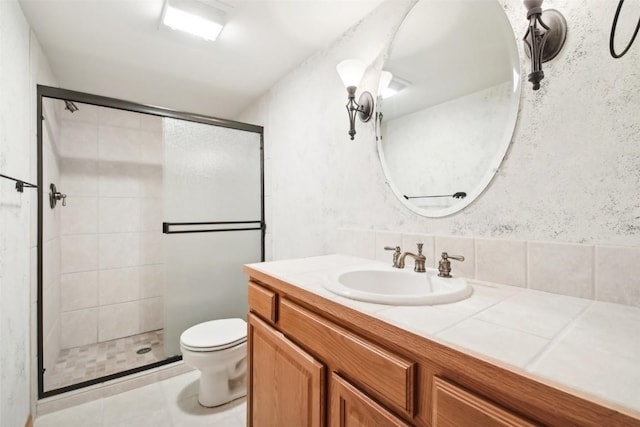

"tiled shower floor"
[46,330,165,391]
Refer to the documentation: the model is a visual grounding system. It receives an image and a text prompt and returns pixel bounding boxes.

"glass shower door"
[162,119,263,357]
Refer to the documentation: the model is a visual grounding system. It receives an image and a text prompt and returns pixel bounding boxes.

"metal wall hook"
[0,173,38,193]
[49,183,67,208]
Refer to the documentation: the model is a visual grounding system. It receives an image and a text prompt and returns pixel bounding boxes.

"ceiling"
[19,0,383,119]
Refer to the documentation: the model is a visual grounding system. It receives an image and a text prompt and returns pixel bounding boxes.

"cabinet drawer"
[279,298,416,418]
[248,281,277,323]
[331,373,410,427]
[432,377,539,427]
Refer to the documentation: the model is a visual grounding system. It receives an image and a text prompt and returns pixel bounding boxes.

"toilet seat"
[180,318,247,352]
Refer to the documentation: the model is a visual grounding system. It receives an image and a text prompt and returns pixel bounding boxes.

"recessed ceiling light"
[161,0,227,41]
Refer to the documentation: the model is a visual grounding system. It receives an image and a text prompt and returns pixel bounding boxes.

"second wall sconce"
[336,59,374,140]
[522,0,567,90]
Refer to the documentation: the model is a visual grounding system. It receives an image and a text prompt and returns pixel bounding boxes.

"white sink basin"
[323,265,472,306]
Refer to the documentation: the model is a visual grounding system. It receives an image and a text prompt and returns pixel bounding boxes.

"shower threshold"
[45,329,165,392]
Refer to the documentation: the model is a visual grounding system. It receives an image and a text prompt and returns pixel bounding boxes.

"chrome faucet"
[384,243,426,272]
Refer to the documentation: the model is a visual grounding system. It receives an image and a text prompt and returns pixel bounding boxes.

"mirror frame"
[377,1,521,218]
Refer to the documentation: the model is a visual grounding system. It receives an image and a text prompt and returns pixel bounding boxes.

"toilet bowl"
[180,318,247,407]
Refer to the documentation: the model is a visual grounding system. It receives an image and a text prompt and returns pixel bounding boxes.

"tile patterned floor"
[46,330,165,391]
[35,370,246,427]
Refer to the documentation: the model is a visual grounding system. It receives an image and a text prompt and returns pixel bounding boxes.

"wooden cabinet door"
[248,313,325,427]
[330,373,410,427]
[432,377,539,427]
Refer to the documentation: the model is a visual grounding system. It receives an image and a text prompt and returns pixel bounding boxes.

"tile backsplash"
[336,228,640,308]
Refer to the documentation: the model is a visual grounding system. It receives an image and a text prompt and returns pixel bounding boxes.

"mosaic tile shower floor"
[46,330,165,391]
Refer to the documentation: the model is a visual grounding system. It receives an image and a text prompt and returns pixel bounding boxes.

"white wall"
[238,0,640,263]
[0,4,32,426]
[1,1,57,425]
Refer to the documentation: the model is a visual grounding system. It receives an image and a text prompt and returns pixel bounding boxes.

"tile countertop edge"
[244,254,640,420]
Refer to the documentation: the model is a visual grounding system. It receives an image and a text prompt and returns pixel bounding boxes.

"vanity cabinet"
[248,313,324,426]
[330,373,409,427]
[431,377,538,427]
[245,268,640,427]
[247,281,406,427]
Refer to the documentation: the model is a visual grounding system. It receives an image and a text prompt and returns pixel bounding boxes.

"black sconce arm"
[523,11,550,90]
[522,1,567,91]
[344,86,373,141]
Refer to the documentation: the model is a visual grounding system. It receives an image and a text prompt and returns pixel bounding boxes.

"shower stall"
[36,86,264,397]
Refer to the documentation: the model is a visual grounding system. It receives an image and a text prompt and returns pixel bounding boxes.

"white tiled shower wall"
[337,228,640,308]
[56,104,164,348]
[42,100,62,380]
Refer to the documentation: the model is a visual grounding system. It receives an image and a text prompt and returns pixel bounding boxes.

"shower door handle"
[162,221,264,234]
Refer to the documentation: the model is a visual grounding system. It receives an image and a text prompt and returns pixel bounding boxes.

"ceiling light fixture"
[161,0,227,41]
[336,59,374,141]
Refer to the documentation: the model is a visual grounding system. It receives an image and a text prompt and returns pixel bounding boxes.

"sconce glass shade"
[336,59,367,88]
[161,0,226,41]
[378,71,393,96]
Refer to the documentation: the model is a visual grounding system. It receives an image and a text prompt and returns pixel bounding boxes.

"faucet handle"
[384,246,401,268]
[438,252,464,278]
[445,253,464,262]
[416,243,423,255]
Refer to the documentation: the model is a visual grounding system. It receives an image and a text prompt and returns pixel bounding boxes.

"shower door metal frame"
[36,85,265,399]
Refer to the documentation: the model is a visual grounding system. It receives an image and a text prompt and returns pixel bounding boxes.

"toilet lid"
[180,318,247,352]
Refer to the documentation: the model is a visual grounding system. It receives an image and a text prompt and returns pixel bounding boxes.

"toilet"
[180,318,248,407]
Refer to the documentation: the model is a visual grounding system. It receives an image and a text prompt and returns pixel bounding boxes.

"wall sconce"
[522,0,567,90]
[336,59,374,140]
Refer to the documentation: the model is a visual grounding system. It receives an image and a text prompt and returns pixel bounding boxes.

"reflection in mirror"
[39,90,263,396]
[377,0,520,218]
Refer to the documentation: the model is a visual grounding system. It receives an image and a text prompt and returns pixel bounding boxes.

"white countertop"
[247,254,640,415]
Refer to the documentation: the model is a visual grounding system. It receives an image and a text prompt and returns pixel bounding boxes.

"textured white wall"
[238,0,640,262]
[0,2,57,423]
[0,3,32,425]
[0,2,58,424]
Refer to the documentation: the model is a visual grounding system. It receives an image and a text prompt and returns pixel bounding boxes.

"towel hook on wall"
[0,173,38,193]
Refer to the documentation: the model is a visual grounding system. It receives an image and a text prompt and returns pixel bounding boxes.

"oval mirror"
[377,0,520,218]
